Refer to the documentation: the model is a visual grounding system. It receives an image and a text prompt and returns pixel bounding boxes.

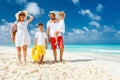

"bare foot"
[60,59,66,63]
[38,61,42,64]
[53,60,57,63]
[60,58,63,62]
[41,61,44,64]
[17,61,22,66]
[23,60,27,65]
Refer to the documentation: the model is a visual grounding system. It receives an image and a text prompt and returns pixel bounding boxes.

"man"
[47,12,64,62]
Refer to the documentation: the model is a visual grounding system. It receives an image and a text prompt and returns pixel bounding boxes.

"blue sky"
[0,0,120,44]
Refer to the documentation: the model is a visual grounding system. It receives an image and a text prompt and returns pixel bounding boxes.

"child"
[55,11,65,45]
[34,23,48,64]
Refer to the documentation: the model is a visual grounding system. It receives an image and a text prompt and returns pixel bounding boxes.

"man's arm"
[45,39,48,49]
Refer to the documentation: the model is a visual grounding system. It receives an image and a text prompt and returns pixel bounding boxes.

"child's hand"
[34,45,37,49]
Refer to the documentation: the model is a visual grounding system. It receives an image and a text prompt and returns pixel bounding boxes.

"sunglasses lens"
[19,14,25,16]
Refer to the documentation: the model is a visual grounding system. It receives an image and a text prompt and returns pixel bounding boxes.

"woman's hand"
[11,35,15,43]
[28,14,34,23]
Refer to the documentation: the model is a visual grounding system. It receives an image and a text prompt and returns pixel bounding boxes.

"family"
[10,10,65,65]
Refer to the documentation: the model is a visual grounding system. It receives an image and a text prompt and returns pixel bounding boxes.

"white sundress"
[15,20,31,47]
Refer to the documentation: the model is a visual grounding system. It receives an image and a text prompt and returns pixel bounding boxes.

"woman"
[10,11,33,65]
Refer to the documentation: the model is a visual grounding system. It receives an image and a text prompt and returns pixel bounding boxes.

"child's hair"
[59,11,65,17]
[38,23,44,27]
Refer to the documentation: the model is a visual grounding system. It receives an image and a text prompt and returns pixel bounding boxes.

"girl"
[55,11,65,45]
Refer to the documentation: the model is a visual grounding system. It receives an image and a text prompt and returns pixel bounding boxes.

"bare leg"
[55,36,58,45]
[53,49,57,62]
[38,55,44,64]
[60,48,64,62]
[41,55,44,62]
[16,47,22,65]
[38,55,42,64]
[23,45,27,64]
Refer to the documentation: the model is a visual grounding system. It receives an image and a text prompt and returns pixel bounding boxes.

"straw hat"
[15,11,28,21]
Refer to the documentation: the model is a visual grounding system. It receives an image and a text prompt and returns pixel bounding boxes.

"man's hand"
[48,38,51,43]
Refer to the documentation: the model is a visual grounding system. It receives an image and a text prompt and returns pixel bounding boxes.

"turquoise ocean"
[1,44,120,58]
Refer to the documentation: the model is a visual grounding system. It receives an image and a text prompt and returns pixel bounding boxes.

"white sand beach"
[0,46,120,80]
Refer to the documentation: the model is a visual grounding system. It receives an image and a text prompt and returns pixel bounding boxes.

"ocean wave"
[91,49,120,53]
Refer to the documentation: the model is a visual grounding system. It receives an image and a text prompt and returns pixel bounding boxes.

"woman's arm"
[10,23,17,40]
[28,14,34,23]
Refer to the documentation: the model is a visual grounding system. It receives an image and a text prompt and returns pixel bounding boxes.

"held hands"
[34,45,37,49]
[48,38,51,43]
[46,45,48,49]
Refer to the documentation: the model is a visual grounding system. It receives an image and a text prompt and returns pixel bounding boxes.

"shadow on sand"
[66,59,97,62]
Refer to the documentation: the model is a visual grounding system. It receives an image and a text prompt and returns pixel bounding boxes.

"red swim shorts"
[50,36,64,50]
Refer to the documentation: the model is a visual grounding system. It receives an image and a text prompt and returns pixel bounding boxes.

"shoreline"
[0,46,120,63]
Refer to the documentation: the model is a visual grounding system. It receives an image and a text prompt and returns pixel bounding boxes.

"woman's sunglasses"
[19,13,25,16]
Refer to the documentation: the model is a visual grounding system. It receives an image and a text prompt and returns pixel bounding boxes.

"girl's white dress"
[15,20,30,47]
[57,19,65,34]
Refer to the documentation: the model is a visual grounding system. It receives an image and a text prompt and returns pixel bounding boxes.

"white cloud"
[103,25,116,32]
[83,26,89,31]
[115,31,120,38]
[89,21,100,28]
[79,9,101,21]
[25,2,45,17]
[72,0,79,5]
[7,0,27,5]
[0,19,13,44]
[72,28,85,34]
[64,26,119,44]
[116,31,120,34]
[65,27,101,43]
[30,28,38,35]
[96,4,103,12]
[16,0,27,4]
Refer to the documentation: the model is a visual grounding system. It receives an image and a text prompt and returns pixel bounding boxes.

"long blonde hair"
[59,11,65,18]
